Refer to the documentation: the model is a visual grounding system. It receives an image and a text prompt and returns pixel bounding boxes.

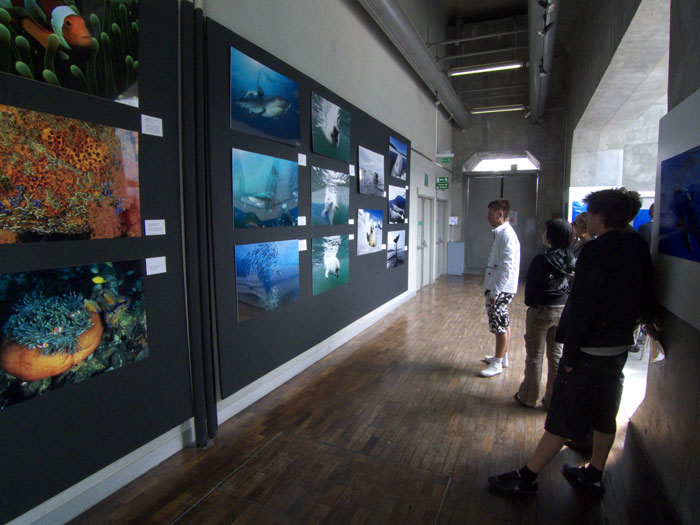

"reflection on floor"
[72,274,678,524]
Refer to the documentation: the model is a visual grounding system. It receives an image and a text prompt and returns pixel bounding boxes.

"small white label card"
[349,164,355,176]
[144,219,166,236]
[141,114,163,137]
[383,191,387,197]
[349,234,355,240]
[299,239,307,251]
[297,216,307,226]
[349,219,355,225]
[298,153,307,166]
[145,256,167,276]
[381,244,387,250]
[405,185,409,190]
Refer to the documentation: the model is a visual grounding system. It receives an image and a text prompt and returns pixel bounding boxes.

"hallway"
[73,275,676,524]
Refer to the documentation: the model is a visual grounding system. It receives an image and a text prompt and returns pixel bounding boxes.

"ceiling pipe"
[358,0,471,129]
[528,0,558,123]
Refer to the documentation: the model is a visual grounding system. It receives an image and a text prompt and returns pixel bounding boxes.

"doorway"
[416,195,433,289]
[463,171,538,277]
[436,199,448,277]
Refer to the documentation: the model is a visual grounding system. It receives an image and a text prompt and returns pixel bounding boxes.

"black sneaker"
[562,464,605,496]
[488,470,538,494]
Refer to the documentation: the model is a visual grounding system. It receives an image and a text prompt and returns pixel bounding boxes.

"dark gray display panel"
[206,21,410,398]
[0,2,192,522]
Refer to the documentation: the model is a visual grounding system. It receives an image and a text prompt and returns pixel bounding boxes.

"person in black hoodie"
[514,219,574,409]
[488,188,655,497]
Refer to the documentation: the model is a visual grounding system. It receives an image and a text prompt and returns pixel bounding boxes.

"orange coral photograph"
[0,103,140,243]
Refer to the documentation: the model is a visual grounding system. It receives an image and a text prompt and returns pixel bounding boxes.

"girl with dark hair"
[514,219,575,408]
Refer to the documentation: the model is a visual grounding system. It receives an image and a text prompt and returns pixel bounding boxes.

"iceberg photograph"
[230,45,300,146]
[311,167,350,226]
[358,146,385,196]
[312,235,349,296]
[311,92,351,163]
[388,185,406,224]
[386,230,406,269]
[232,148,298,229]
[389,136,408,180]
[357,208,383,255]
[235,240,300,322]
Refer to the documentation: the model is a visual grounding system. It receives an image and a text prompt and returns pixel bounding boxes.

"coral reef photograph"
[358,145,384,197]
[389,136,407,180]
[311,166,349,226]
[232,148,298,229]
[0,259,148,409]
[312,235,349,296]
[230,45,300,146]
[0,0,139,105]
[311,92,351,163]
[0,103,140,243]
[235,240,300,322]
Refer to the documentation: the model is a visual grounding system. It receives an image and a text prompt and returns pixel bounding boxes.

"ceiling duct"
[528,0,559,123]
[358,0,471,129]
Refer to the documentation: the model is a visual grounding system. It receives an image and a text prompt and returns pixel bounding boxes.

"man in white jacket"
[481,199,520,377]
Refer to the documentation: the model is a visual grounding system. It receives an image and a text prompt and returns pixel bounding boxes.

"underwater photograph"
[311,166,349,226]
[232,148,298,229]
[388,185,406,224]
[0,0,139,106]
[358,146,384,197]
[230,45,300,146]
[389,136,408,180]
[311,92,351,163]
[659,144,700,262]
[0,103,140,244]
[386,229,406,269]
[312,235,349,296]
[0,259,147,409]
[357,208,383,255]
[235,239,300,322]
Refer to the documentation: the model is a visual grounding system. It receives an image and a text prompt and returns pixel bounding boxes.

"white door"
[417,196,433,288]
[436,200,447,276]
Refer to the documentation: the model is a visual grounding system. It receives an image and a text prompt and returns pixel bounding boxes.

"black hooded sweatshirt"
[524,248,575,307]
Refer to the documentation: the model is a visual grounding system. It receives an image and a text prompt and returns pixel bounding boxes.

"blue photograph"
[388,185,406,224]
[312,235,350,296]
[230,46,300,146]
[357,208,383,255]
[235,240,300,322]
[312,93,351,163]
[311,167,350,226]
[232,148,298,229]
[358,146,385,196]
[387,230,406,269]
[389,136,408,180]
[659,144,700,262]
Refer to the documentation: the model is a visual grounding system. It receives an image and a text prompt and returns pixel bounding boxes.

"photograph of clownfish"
[0,259,147,409]
[230,45,300,146]
[0,0,139,105]
[311,92,351,163]
[0,103,141,244]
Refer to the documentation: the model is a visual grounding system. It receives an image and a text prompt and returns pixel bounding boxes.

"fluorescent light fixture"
[448,60,524,77]
[470,104,526,115]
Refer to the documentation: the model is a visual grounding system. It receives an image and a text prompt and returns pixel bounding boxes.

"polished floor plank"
[72,275,678,524]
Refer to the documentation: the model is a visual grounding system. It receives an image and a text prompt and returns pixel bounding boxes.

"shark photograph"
[230,45,300,146]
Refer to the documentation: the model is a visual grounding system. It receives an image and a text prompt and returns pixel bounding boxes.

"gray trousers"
[517,305,565,407]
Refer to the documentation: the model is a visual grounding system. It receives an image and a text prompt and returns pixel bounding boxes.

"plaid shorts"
[484,290,515,334]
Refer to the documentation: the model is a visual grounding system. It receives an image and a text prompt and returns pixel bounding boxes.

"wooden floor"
[72,275,677,524]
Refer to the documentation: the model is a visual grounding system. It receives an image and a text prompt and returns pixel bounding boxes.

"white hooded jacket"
[484,222,520,296]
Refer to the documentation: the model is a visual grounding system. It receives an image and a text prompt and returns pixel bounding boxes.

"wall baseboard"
[11,289,414,525]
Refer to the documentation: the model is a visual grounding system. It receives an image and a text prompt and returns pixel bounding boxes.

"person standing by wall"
[480,199,520,377]
[514,219,575,408]
[487,188,655,496]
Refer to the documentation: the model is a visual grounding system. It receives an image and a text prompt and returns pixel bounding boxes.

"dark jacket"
[524,248,575,307]
[555,228,655,367]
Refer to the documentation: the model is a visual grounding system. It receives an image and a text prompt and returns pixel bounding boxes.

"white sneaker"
[480,361,503,377]
[483,354,508,368]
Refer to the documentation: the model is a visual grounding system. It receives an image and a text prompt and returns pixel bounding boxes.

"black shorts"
[544,352,627,439]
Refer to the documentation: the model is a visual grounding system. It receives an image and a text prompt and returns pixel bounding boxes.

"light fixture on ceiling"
[448,60,525,77]
[470,104,526,115]
[538,22,554,37]
[538,1,555,13]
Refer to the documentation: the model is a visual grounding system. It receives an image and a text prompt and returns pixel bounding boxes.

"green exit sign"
[439,157,453,164]
[436,176,449,190]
